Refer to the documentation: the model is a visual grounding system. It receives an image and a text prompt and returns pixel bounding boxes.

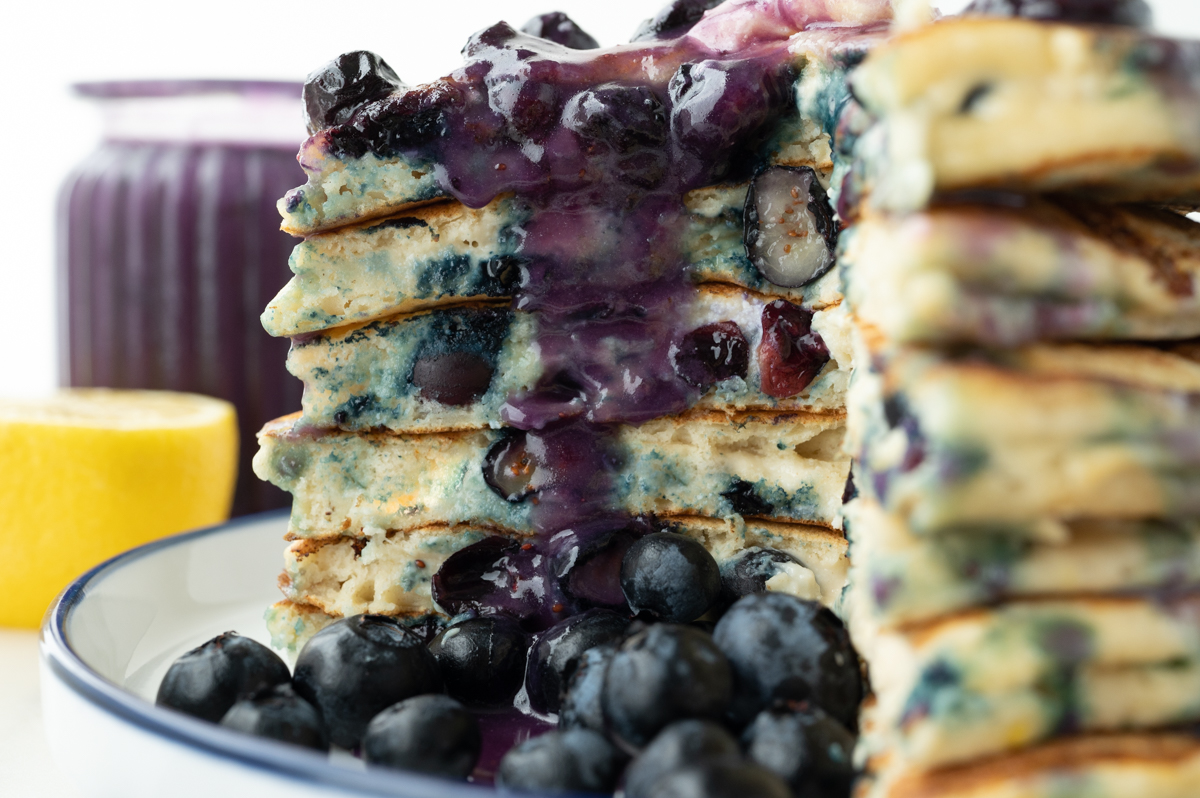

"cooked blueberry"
[720,480,774,518]
[559,642,617,733]
[304,51,404,134]
[505,78,561,143]
[743,705,856,798]
[644,761,792,798]
[156,632,290,723]
[631,0,724,41]
[563,83,668,153]
[620,533,720,623]
[963,0,1151,27]
[482,256,528,293]
[431,536,544,622]
[497,729,625,794]
[527,609,630,714]
[363,694,480,779]
[483,430,542,503]
[411,351,494,405]
[720,548,803,604]
[219,683,327,751]
[624,720,741,798]
[758,300,830,399]
[554,526,639,609]
[712,593,862,730]
[521,11,600,49]
[744,166,837,288]
[428,616,527,707]
[291,615,441,749]
[602,624,732,750]
[673,322,749,389]
[360,78,462,155]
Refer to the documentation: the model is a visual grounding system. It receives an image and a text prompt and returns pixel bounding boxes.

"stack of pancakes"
[836,12,1200,798]
[251,9,891,654]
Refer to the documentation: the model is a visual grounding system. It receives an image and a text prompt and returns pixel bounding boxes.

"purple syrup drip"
[471,708,553,785]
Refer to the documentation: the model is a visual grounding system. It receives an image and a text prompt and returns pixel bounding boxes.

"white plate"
[38,511,502,798]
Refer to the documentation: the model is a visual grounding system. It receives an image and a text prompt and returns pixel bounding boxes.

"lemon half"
[0,389,238,628]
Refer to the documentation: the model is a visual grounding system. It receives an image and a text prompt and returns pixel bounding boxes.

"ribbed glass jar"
[58,81,305,516]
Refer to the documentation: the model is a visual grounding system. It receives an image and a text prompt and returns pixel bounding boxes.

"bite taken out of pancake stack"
[251,4,897,657]
[831,3,1200,797]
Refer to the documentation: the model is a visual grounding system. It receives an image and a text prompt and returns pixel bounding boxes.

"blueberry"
[631,0,724,41]
[431,536,544,622]
[673,322,749,389]
[219,683,327,751]
[644,761,792,798]
[720,548,803,604]
[563,83,668,153]
[757,300,830,399]
[620,532,721,623]
[292,615,441,749]
[483,431,542,503]
[558,642,617,733]
[363,694,480,779]
[304,51,404,134]
[744,166,838,288]
[411,351,494,405]
[963,0,1152,27]
[743,706,856,798]
[712,593,862,730]
[623,720,741,798]
[526,609,630,714]
[497,728,625,794]
[719,480,775,518]
[521,11,600,49]
[428,616,527,707]
[602,624,732,750]
[156,632,290,723]
[553,526,639,609]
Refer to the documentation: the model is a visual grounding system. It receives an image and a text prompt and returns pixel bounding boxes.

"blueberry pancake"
[845,499,1200,629]
[840,199,1200,347]
[849,16,1200,213]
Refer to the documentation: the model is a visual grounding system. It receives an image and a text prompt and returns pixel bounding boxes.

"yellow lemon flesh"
[0,389,238,628]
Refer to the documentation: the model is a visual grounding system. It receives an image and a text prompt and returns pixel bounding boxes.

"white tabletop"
[0,630,83,798]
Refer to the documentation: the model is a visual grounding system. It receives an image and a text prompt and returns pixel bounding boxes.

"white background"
[2,0,1200,399]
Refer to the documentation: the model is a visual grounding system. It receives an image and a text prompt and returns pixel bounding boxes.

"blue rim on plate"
[39,511,502,798]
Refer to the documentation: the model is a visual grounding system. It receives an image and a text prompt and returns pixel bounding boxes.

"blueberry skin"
[712,593,863,730]
[631,0,724,41]
[558,642,617,733]
[521,11,600,50]
[601,624,733,750]
[623,720,741,798]
[219,683,327,751]
[497,729,625,794]
[156,632,291,723]
[645,761,792,798]
[743,706,856,798]
[526,609,630,714]
[292,615,442,749]
[303,51,404,134]
[363,694,480,779]
[621,533,721,623]
[428,616,527,707]
[719,548,802,606]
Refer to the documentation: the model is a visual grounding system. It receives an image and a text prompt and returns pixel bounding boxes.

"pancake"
[840,199,1200,346]
[847,332,1200,534]
[849,17,1200,213]
[845,498,1200,629]
[253,407,851,540]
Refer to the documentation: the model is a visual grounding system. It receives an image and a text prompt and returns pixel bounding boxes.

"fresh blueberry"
[497,728,625,794]
[744,166,838,288]
[602,623,732,750]
[521,11,601,49]
[219,683,327,751]
[720,548,803,604]
[712,593,862,730]
[623,720,741,798]
[428,616,528,707]
[673,322,749,389]
[631,0,724,41]
[644,760,792,798]
[963,0,1151,27]
[558,642,617,733]
[527,609,630,714]
[304,51,404,134]
[757,300,830,399]
[292,615,441,749]
[553,526,639,609]
[363,694,480,779]
[410,351,494,405]
[743,705,856,798]
[620,532,721,622]
[483,430,542,503]
[156,632,290,723]
[562,83,668,153]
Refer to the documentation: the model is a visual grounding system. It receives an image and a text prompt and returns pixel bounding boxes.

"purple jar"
[58,81,305,515]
